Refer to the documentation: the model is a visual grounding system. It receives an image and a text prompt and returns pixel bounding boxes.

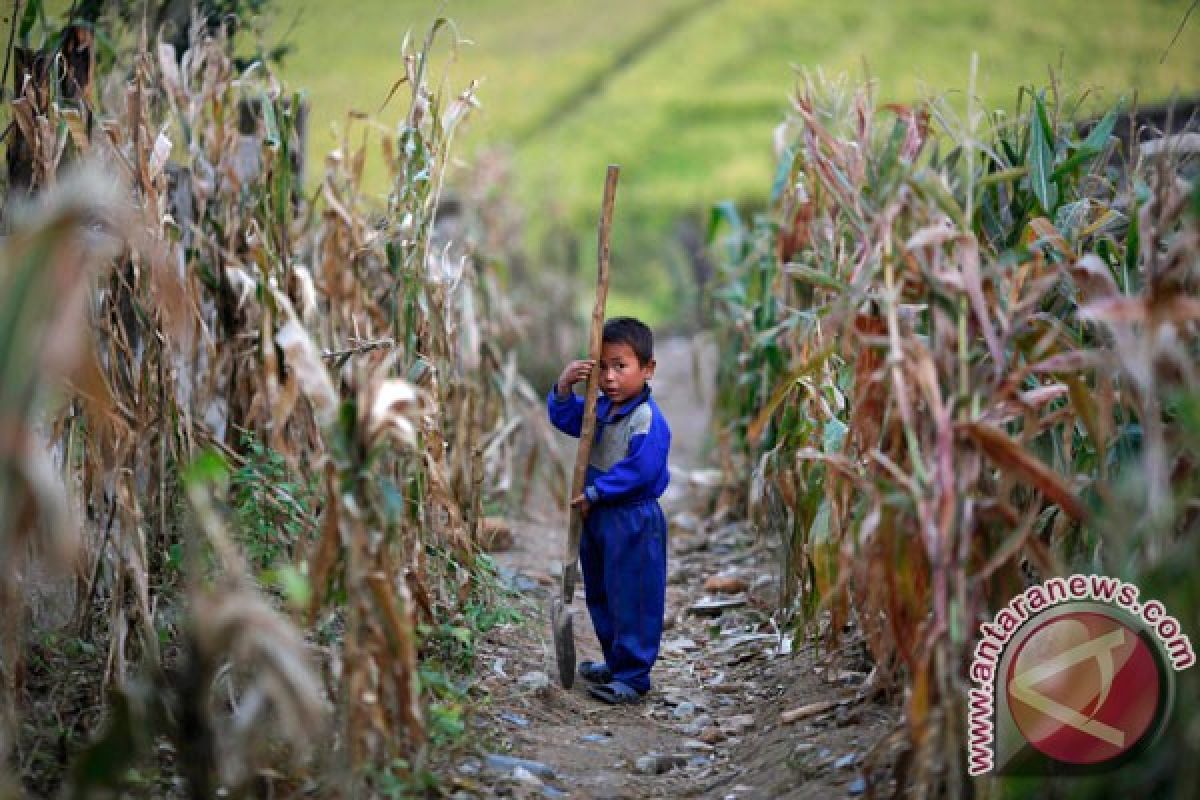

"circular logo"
[1005,611,1165,766]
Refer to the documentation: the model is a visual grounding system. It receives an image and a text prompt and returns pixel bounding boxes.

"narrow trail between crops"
[460,336,900,799]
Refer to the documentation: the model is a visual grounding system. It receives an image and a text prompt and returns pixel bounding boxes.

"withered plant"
[2,10,548,796]
[710,72,1199,797]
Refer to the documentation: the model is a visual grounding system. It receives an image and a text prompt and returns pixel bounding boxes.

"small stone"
[723,713,755,734]
[580,733,610,743]
[704,575,749,594]
[512,766,543,786]
[670,511,702,531]
[673,701,697,720]
[518,670,550,691]
[499,711,529,727]
[663,692,710,711]
[687,596,748,617]
[834,753,859,770]
[634,753,689,775]
[667,570,693,586]
[683,739,714,752]
[847,777,867,795]
[497,566,539,592]
[662,636,698,653]
[686,469,725,489]
[634,755,657,775]
[710,681,752,694]
[699,726,725,744]
[483,754,556,780]
[713,633,776,654]
[541,787,567,800]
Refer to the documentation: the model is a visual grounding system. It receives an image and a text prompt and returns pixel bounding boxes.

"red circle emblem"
[1006,611,1160,765]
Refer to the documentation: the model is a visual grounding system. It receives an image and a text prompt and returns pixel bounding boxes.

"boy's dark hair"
[602,316,654,365]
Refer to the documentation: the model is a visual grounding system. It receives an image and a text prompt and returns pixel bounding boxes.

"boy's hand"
[556,359,595,396]
[570,493,591,518]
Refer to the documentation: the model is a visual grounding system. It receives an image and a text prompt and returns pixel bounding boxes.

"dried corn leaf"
[275,319,339,429]
[962,421,1088,520]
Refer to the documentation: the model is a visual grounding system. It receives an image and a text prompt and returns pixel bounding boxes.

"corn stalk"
[710,74,1200,797]
[3,11,540,795]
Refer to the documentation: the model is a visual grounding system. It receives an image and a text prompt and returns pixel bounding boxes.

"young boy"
[547,316,671,704]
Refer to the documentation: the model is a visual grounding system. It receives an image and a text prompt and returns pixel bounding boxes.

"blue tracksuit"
[547,384,671,693]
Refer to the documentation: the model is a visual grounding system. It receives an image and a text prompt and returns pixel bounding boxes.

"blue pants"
[579,498,667,694]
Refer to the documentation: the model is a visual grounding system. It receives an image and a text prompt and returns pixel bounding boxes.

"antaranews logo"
[967,575,1195,776]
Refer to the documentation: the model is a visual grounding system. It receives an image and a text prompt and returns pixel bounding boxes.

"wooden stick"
[563,165,619,600]
[780,699,840,725]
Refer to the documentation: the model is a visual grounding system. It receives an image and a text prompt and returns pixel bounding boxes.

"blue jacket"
[546,384,671,506]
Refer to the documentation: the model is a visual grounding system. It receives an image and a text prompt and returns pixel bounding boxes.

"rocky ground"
[447,337,902,799]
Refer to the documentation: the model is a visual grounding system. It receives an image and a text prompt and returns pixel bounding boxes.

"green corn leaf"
[1001,137,1021,168]
[874,116,908,187]
[979,165,1028,186]
[1082,108,1118,153]
[19,0,41,41]
[707,200,743,243]
[1029,94,1057,213]
[1050,148,1100,182]
[823,417,848,453]
[922,172,968,230]
[770,146,795,205]
[261,93,280,148]
[183,449,230,488]
[785,263,849,292]
[1125,203,1140,273]
[1051,108,1119,181]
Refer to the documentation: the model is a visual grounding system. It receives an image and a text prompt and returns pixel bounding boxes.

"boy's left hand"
[570,493,591,518]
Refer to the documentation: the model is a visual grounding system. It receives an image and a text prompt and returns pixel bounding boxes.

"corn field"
[0,12,559,797]
[709,72,1199,797]
[4,1,1198,797]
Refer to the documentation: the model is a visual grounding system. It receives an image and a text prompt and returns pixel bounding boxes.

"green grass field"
[269,0,1199,321]
[276,0,1197,203]
[23,1,1200,320]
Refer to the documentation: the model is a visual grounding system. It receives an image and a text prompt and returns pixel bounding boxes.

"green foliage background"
[22,0,1200,322]
[278,0,1198,207]
[269,0,1198,322]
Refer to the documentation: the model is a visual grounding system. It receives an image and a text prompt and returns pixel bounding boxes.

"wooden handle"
[563,164,619,600]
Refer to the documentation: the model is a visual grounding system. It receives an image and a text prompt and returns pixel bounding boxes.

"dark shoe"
[578,660,612,684]
[586,680,643,705]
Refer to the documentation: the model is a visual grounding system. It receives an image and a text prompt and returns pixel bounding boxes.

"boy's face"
[598,341,655,405]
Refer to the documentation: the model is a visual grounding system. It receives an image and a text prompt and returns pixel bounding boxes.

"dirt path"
[459,336,899,799]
